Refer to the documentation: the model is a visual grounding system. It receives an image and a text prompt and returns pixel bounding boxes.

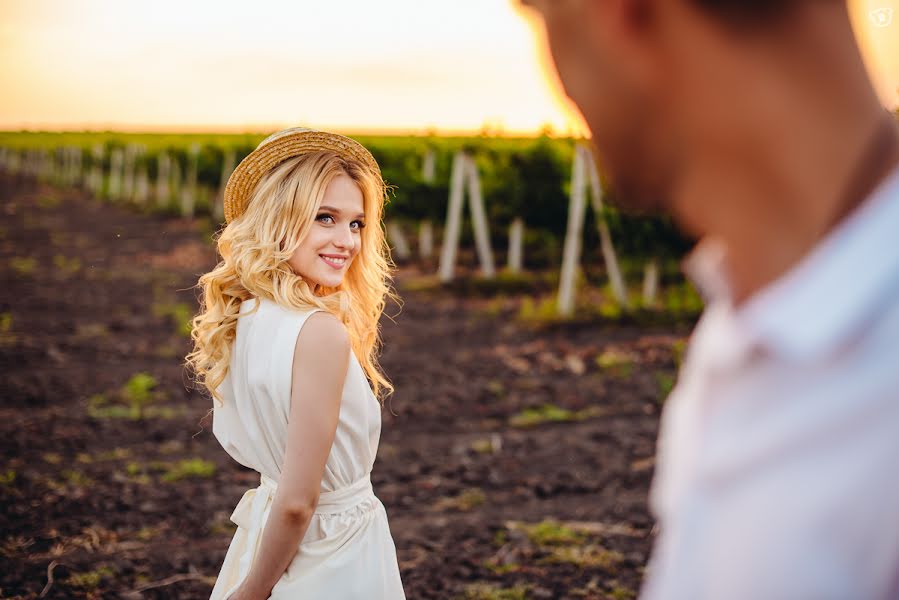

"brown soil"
[0,174,689,599]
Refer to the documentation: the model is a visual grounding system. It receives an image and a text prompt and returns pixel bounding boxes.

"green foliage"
[121,372,157,419]
[9,256,36,276]
[462,583,530,600]
[52,254,81,276]
[655,371,676,401]
[595,349,634,378]
[0,469,16,486]
[64,566,114,589]
[435,488,486,512]
[160,458,216,482]
[153,302,194,338]
[509,404,603,428]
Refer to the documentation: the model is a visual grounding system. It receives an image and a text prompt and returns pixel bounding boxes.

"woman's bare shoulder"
[295,311,350,356]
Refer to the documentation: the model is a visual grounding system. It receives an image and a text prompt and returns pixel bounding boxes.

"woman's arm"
[227,311,350,600]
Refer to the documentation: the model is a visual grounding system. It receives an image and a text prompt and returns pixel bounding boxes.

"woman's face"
[288,173,365,288]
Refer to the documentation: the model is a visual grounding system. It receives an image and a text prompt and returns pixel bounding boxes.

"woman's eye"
[316,214,334,224]
[351,221,366,230]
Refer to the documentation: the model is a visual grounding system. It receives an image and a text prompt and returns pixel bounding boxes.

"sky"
[0,0,896,135]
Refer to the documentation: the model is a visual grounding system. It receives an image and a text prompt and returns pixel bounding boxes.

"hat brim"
[223,129,380,224]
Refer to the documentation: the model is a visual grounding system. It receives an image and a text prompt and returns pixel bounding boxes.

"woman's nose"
[333,225,354,250]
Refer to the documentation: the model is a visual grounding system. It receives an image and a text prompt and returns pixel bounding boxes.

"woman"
[187,128,405,599]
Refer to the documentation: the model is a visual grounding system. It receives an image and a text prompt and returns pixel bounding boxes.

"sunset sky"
[1,0,896,135]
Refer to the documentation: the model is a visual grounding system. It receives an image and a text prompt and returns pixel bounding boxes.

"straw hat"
[223,127,380,223]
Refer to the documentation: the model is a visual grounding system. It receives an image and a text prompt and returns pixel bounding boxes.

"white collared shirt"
[641,165,899,600]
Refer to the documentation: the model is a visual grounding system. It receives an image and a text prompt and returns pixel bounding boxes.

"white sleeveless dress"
[209,296,405,600]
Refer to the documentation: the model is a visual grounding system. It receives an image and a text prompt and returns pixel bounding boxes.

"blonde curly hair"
[186,150,396,406]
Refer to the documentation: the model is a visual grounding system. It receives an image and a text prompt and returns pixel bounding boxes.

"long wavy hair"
[186,150,396,407]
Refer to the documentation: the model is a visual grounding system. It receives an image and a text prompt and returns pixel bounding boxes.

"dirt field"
[0,174,691,599]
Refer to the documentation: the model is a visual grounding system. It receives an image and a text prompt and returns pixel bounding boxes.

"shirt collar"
[685,164,899,363]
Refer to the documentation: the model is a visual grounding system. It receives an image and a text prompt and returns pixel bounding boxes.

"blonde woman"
[187,128,405,600]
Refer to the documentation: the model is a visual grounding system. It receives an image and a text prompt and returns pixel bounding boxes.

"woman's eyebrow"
[319,205,365,219]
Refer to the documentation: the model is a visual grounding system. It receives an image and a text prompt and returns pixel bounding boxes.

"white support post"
[180,143,199,217]
[156,153,171,208]
[438,151,467,283]
[107,148,124,201]
[584,145,629,307]
[465,155,496,279]
[557,146,588,316]
[642,257,660,307]
[507,217,524,273]
[386,221,412,261]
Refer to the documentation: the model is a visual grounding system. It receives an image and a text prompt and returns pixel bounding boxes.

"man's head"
[520,0,842,214]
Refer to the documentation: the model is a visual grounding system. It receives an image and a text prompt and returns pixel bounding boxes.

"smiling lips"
[320,254,349,269]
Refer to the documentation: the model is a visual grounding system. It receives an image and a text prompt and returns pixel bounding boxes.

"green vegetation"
[52,254,81,276]
[63,566,115,590]
[515,519,585,546]
[462,583,530,600]
[595,349,634,379]
[509,404,602,428]
[435,488,486,512]
[9,257,37,276]
[160,458,216,482]
[153,301,194,338]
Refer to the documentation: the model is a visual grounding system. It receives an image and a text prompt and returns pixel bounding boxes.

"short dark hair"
[691,0,813,25]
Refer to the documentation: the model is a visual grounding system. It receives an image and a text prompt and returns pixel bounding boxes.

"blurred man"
[520,0,899,598]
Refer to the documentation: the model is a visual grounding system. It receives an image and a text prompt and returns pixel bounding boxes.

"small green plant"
[161,458,216,482]
[64,566,114,590]
[671,338,688,367]
[9,257,36,276]
[52,254,81,276]
[0,312,13,346]
[0,469,16,486]
[595,349,634,379]
[153,302,194,338]
[509,404,602,428]
[37,194,61,209]
[540,544,624,569]
[655,371,676,402]
[462,583,530,600]
[517,296,564,324]
[121,372,158,419]
[61,469,94,487]
[435,488,486,512]
[516,519,585,546]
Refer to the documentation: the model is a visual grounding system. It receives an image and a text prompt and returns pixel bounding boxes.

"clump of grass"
[64,566,114,590]
[122,372,157,419]
[0,469,16,486]
[60,469,94,487]
[470,434,502,455]
[515,519,585,546]
[161,458,216,482]
[52,254,81,276]
[671,338,688,367]
[37,194,61,209]
[0,312,13,346]
[87,374,177,420]
[434,488,486,512]
[153,302,194,338]
[9,257,37,276]
[463,583,530,600]
[595,349,634,379]
[517,296,564,324]
[509,404,602,428]
[540,544,624,569]
[654,371,676,402]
